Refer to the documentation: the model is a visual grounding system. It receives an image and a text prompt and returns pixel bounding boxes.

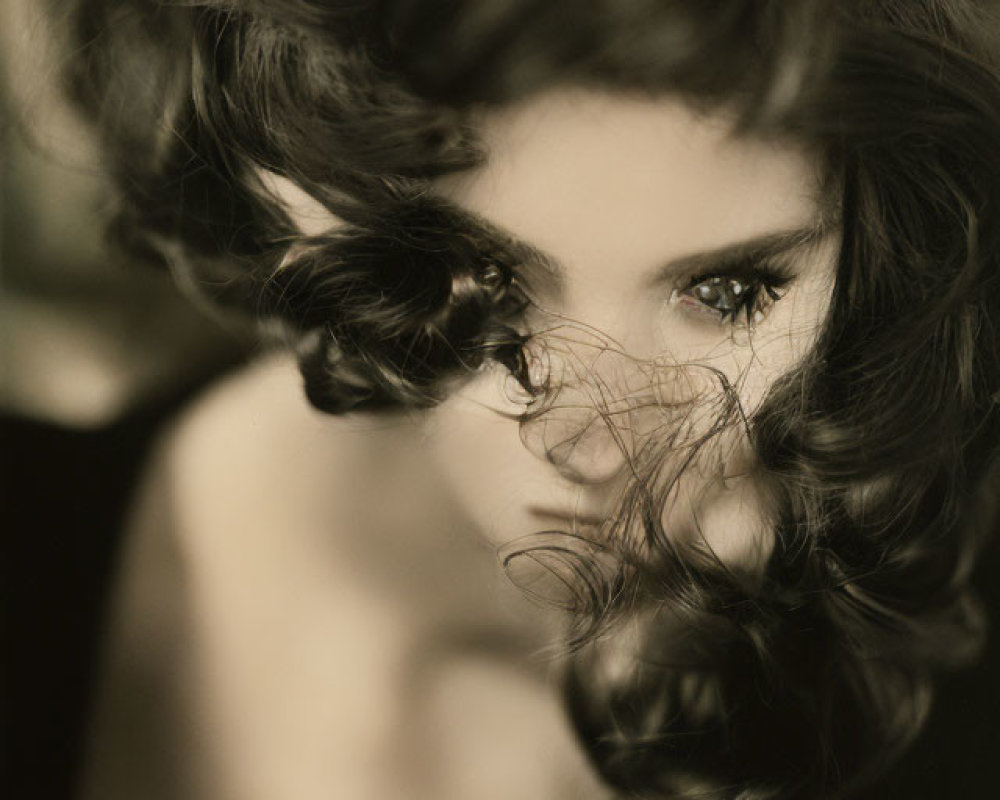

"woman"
[59,1,1000,798]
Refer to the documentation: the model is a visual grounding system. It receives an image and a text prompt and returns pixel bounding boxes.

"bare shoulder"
[164,352,354,513]
[82,353,412,798]
[159,352,464,580]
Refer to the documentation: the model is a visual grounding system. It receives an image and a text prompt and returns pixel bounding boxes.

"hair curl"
[55,1,1000,797]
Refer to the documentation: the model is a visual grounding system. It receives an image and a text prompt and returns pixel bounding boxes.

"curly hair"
[55,1,1000,797]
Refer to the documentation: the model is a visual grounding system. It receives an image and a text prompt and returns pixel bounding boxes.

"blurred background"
[1,2,251,797]
[1,1,998,798]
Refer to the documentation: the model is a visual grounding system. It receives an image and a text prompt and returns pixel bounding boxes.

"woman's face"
[271,88,838,568]
[422,89,838,568]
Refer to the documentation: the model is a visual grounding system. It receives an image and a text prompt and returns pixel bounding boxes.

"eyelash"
[675,260,793,327]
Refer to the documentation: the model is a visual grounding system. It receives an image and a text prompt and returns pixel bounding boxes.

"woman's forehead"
[434,88,830,279]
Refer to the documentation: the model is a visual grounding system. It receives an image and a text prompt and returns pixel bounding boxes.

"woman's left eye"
[674,268,790,327]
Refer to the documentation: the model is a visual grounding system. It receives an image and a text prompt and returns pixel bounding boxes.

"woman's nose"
[514,333,644,485]
[520,406,629,485]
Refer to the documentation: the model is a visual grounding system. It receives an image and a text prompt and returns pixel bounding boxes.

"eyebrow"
[655,222,836,281]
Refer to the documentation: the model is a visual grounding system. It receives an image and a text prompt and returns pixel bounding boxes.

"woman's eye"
[674,271,788,327]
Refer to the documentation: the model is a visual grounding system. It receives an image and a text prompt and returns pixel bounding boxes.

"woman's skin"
[83,90,838,800]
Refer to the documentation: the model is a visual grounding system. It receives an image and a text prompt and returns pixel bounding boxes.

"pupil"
[697,280,743,313]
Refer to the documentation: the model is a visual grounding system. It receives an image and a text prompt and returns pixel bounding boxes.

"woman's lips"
[527,505,609,528]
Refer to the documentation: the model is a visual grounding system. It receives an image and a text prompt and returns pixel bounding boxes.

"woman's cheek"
[420,377,537,538]
[661,433,775,575]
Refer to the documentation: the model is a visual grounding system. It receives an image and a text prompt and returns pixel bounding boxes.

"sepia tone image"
[4,2,1000,799]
